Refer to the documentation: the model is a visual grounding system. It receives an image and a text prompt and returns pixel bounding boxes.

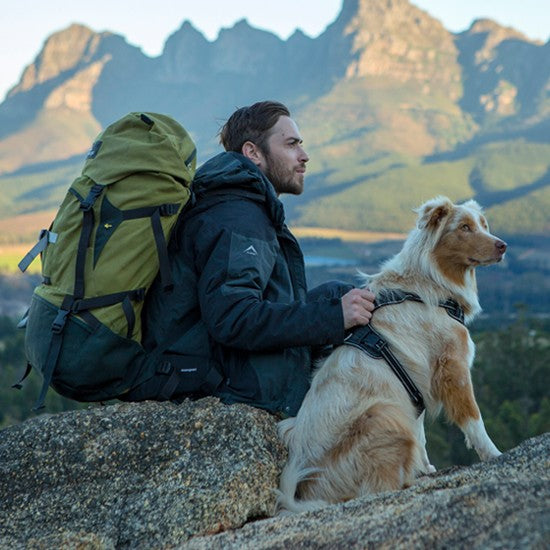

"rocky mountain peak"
[164,20,208,47]
[338,0,458,87]
[210,19,285,75]
[464,18,537,65]
[9,24,103,96]
[158,20,210,83]
[467,18,534,42]
[0,0,547,234]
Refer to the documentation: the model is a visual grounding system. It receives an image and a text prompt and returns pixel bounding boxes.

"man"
[138,101,375,417]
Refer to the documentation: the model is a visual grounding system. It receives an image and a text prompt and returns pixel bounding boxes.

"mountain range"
[0,0,548,241]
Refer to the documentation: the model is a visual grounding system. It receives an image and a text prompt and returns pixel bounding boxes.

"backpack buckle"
[80,184,104,211]
[159,204,179,216]
[131,288,145,302]
[51,308,70,334]
[157,361,173,375]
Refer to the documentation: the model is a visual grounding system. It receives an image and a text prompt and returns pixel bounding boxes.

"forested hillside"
[1,313,548,468]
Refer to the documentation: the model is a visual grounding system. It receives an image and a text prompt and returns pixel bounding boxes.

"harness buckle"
[362,328,387,353]
[442,299,465,324]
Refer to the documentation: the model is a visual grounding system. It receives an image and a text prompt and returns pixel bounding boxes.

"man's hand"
[341,288,376,330]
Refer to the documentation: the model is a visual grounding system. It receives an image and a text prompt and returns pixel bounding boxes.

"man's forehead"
[268,116,302,142]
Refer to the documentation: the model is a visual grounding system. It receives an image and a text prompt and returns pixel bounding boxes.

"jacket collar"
[193,152,285,230]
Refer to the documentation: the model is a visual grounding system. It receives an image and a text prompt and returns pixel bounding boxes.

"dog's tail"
[275,455,329,514]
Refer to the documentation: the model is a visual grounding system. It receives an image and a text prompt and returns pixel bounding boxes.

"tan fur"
[277,196,506,513]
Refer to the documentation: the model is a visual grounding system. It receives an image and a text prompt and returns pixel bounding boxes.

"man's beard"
[264,152,304,196]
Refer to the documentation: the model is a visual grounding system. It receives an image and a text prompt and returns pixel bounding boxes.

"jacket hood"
[192,152,285,228]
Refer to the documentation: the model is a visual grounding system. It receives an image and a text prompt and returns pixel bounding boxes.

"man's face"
[259,116,309,196]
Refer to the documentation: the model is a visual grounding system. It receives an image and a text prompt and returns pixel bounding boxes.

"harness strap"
[157,358,224,401]
[344,325,425,415]
[77,310,101,330]
[374,289,465,324]
[439,298,465,324]
[149,308,223,401]
[343,289,465,416]
[374,289,424,309]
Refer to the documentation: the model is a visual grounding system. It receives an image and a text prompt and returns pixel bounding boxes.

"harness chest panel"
[343,289,466,415]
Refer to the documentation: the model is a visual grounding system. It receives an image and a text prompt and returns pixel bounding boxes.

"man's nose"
[299,146,309,163]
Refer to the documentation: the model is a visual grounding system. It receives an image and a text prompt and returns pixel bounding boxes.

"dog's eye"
[461,224,471,232]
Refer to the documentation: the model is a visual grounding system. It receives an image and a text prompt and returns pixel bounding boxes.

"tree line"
[1,314,548,469]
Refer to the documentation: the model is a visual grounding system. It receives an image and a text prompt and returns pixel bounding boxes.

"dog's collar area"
[373,288,423,310]
[373,288,465,325]
[343,325,425,416]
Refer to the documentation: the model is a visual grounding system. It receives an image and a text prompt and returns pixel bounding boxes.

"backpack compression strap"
[121,202,180,291]
[18,230,58,273]
[33,184,105,409]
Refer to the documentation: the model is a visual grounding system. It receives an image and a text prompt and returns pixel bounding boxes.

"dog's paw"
[425,463,437,474]
[478,446,502,461]
[418,463,436,477]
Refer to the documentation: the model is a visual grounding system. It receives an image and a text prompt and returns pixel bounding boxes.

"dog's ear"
[416,196,454,230]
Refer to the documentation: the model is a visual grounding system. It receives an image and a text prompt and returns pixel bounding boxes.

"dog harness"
[343,289,465,416]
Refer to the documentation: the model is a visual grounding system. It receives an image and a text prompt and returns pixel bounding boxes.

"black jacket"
[144,152,350,416]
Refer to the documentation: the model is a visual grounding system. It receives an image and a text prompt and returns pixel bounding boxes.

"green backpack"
[18,112,203,408]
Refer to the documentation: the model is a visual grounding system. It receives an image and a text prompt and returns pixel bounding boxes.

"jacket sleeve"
[307,281,354,303]
[193,207,346,351]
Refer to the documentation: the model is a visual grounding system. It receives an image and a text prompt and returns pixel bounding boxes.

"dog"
[277,196,507,513]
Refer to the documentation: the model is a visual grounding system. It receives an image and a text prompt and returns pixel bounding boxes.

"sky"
[1,0,549,101]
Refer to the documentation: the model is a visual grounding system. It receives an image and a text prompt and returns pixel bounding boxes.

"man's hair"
[219,100,290,154]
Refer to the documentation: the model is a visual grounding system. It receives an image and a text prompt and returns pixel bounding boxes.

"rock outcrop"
[0,397,548,549]
[185,433,550,549]
[0,398,286,548]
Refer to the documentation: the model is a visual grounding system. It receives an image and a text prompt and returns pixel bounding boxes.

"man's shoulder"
[197,191,270,222]
[183,193,276,244]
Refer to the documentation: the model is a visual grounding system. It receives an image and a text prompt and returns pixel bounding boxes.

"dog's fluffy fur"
[277,196,507,513]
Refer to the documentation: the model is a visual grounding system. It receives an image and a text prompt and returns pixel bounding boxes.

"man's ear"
[242,141,264,167]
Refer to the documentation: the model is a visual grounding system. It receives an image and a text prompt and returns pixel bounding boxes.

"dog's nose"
[495,240,507,253]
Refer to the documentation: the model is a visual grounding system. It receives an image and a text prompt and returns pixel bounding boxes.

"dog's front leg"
[462,416,501,460]
[433,352,501,461]
[416,411,436,474]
